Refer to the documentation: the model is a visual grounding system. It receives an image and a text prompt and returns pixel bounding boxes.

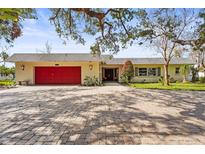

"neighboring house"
[7,53,194,85]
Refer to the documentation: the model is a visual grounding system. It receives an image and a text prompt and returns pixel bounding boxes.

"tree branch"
[49,8,61,20]
[174,39,195,46]
[70,8,106,20]
[119,17,130,36]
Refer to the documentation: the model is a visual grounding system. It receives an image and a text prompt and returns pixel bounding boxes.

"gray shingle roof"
[104,57,195,65]
[7,53,195,64]
[7,53,108,62]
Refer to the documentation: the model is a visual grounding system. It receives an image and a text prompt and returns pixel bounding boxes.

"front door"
[105,69,114,81]
[103,68,118,81]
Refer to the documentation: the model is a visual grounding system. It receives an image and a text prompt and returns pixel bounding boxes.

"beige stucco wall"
[130,64,190,83]
[102,63,191,83]
[102,64,191,82]
[15,61,191,84]
[15,61,100,84]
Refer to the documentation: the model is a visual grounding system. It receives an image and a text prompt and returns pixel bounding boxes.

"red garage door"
[35,67,81,84]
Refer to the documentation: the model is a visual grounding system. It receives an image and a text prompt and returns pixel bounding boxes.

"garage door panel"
[35,67,81,84]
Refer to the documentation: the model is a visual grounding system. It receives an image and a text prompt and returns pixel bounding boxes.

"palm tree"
[0,51,9,66]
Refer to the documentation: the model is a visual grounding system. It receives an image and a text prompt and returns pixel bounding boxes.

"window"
[148,68,157,76]
[175,67,180,74]
[0,73,6,77]
[136,67,161,76]
[138,68,147,76]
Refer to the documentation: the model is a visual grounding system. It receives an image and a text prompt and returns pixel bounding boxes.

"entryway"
[102,68,119,82]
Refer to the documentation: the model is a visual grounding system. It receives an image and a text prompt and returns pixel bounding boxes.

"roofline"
[7,53,193,58]
[8,53,192,58]
[6,53,195,64]
[10,53,97,55]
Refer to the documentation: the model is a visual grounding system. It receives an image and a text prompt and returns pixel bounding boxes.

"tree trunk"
[164,63,169,86]
[183,65,187,83]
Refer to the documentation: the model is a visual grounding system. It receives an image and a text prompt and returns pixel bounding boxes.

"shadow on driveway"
[0,86,205,144]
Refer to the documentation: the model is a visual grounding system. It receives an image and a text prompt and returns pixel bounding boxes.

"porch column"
[113,69,115,80]
[102,68,105,79]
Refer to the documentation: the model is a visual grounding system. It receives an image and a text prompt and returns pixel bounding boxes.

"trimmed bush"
[158,75,177,85]
[0,80,15,86]
[120,74,129,84]
[175,80,180,83]
[158,76,164,85]
[199,77,205,83]
[83,76,102,86]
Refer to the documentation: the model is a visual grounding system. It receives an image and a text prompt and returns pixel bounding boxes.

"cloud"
[22,27,56,38]
[23,19,37,25]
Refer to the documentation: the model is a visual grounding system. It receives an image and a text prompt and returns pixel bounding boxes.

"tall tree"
[0,50,9,66]
[0,65,15,78]
[49,8,139,55]
[45,41,52,53]
[0,8,37,47]
[36,41,52,53]
[49,9,199,86]
[136,9,197,85]
[175,9,205,70]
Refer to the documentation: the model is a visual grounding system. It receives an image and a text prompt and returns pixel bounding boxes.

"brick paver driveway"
[0,85,205,144]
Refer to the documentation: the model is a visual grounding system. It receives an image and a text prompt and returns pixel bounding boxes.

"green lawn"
[130,83,205,91]
[0,80,15,86]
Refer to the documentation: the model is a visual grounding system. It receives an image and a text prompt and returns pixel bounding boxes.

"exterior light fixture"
[21,64,25,71]
[89,64,93,71]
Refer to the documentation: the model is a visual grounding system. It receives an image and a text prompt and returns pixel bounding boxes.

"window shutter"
[135,67,138,76]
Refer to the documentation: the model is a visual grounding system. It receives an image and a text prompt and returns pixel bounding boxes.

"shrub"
[199,77,205,83]
[83,76,102,86]
[169,77,176,83]
[158,75,176,85]
[120,60,134,83]
[120,74,129,84]
[190,66,198,82]
[0,80,15,86]
[158,76,164,85]
[175,80,180,83]
[0,65,15,78]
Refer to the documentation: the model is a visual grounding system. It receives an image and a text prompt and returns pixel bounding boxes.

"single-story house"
[7,53,194,85]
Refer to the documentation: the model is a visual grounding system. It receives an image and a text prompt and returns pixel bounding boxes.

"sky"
[5,8,163,59]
